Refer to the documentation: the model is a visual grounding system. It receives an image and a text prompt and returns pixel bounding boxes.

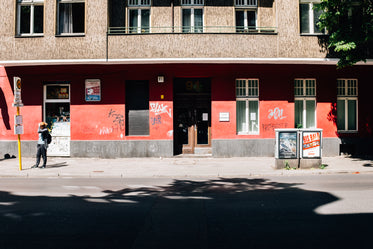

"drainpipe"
[171,0,174,33]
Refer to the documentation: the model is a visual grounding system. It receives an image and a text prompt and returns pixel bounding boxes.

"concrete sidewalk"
[1,155,373,178]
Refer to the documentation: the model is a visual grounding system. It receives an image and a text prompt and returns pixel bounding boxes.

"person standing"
[31,122,49,169]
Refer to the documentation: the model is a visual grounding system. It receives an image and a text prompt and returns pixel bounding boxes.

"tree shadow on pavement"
[0,178,372,249]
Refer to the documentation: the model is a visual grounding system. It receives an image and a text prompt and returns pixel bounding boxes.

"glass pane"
[46,86,70,100]
[236,11,244,32]
[182,9,191,32]
[45,103,70,130]
[141,9,150,33]
[313,4,323,33]
[248,101,259,133]
[295,100,303,128]
[236,101,247,133]
[34,5,44,33]
[129,9,138,33]
[72,3,85,33]
[348,100,357,130]
[306,100,316,128]
[194,9,203,32]
[20,6,31,34]
[300,4,310,33]
[337,100,345,130]
[247,11,256,28]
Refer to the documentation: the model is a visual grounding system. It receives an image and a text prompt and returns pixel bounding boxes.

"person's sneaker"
[39,166,46,169]
[31,165,38,168]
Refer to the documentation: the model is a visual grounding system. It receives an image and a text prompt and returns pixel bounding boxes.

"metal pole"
[16,106,22,171]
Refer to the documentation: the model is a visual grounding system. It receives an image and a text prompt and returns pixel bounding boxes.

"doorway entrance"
[174,78,211,155]
[44,83,71,156]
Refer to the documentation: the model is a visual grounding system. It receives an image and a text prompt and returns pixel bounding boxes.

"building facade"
[1,0,372,158]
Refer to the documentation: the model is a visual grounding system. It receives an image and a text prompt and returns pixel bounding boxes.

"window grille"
[235,0,257,7]
[128,0,151,6]
[337,79,357,96]
[294,79,316,96]
[181,0,204,6]
[236,79,259,97]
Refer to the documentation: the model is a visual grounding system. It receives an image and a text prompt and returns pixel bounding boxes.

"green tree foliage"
[317,0,373,68]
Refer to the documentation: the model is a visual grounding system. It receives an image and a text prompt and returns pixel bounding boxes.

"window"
[294,79,316,128]
[299,0,324,34]
[337,79,358,132]
[57,0,85,35]
[16,0,44,36]
[128,0,150,33]
[235,0,257,32]
[182,0,204,33]
[126,81,149,136]
[236,79,259,134]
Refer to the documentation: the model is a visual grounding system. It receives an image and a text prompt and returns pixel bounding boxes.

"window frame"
[181,0,204,33]
[294,78,317,128]
[16,0,44,37]
[127,3,151,34]
[56,0,85,36]
[337,79,358,133]
[299,0,325,35]
[236,78,260,135]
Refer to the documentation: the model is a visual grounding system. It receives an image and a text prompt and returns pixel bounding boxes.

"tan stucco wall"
[0,0,107,61]
[0,0,327,62]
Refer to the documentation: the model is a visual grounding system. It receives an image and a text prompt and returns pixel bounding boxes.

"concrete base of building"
[70,140,174,158]
[212,139,276,157]
[212,138,341,157]
[0,137,365,158]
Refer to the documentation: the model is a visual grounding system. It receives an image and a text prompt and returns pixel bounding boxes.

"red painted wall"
[2,64,372,145]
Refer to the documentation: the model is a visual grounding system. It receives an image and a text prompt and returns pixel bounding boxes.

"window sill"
[337,130,358,134]
[237,132,260,136]
[15,34,44,38]
[300,33,327,36]
[55,33,85,38]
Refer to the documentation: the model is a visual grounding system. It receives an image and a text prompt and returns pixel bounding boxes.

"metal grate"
[235,0,257,7]
[128,0,151,6]
[181,0,204,6]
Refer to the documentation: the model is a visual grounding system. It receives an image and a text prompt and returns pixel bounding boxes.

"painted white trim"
[1,58,373,67]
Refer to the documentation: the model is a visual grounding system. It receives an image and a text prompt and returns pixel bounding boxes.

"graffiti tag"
[268,107,286,120]
[150,103,172,118]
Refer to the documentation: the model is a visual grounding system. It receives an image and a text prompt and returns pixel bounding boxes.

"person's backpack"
[46,133,52,144]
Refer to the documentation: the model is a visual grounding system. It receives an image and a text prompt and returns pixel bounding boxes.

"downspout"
[171,0,174,33]
[106,0,109,62]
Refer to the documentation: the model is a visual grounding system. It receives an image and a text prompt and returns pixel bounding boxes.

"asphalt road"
[1,174,373,249]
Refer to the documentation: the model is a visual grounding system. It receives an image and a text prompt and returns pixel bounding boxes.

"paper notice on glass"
[250,113,256,121]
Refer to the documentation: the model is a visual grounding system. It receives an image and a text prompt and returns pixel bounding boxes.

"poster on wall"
[302,131,321,158]
[278,131,298,159]
[85,79,101,101]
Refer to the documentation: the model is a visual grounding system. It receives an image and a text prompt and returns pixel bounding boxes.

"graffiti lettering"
[262,123,288,132]
[151,116,162,126]
[108,109,125,132]
[268,107,286,120]
[150,103,172,118]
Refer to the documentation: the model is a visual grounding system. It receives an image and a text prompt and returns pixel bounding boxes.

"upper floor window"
[299,0,324,34]
[16,0,44,36]
[57,0,85,35]
[294,79,317,128]
[236,79,259,134]
[235,0,257,32]
[182,0,204,33]
[337,79,358,132]
[128,0,151,33]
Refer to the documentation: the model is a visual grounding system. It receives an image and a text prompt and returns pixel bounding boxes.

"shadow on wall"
[0,88,11,130]
[0,177,372,249]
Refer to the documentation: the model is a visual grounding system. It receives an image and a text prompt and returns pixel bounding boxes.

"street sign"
[12,77,23,107]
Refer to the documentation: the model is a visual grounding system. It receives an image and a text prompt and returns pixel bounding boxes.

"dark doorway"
[174,78,211,155]
[125,80,149,136]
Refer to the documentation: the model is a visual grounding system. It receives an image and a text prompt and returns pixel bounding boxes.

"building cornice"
[1,58,373,67]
